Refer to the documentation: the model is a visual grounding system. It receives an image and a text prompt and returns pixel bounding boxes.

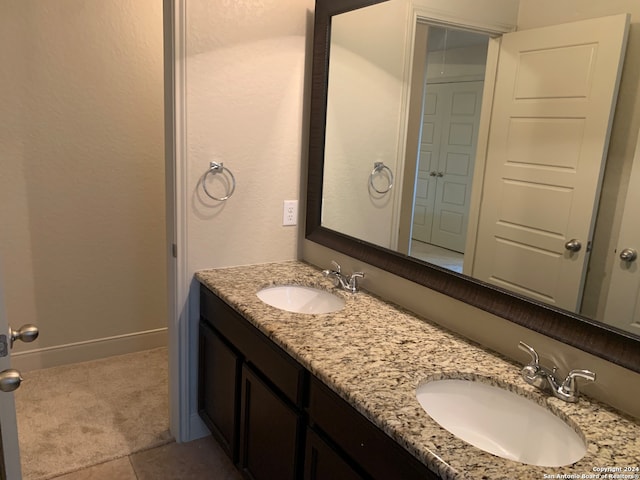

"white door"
[0,266,24,479]
[471,14,629,311]
[603,133,640,334]
[413,81,484,252]
[412,88,442,243]
[430,81,484,253]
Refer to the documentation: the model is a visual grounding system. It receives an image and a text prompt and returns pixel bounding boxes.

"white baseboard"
[187,412,210,443]
[11,328,168,371]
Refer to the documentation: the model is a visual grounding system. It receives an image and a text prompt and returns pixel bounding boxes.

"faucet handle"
[567,369,596,381]
[330,260,341,273]
[518,341,539,366]
[348,272,365,290]
[518,341,543,384]
[559,369,596,399]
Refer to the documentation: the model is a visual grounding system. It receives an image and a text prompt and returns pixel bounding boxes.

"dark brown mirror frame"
[306,0,640,374]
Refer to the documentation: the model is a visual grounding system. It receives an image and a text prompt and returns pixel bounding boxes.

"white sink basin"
[256,285,345,314]
[416,379,586,467]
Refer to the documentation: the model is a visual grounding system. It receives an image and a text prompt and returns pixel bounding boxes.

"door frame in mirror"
[306,0,640,373]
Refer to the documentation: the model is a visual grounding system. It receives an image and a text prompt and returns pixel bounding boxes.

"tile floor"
[409,240,464,273]
[50,436,242,480]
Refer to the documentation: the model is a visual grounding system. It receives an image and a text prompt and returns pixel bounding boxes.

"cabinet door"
[239,364,302,480]
[200,285,307,406]
[309,376,439,480]
[304,427,364,480]
[198,320,241,462]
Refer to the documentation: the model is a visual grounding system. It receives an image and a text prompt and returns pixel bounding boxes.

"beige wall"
[322,0,410,249]
[185,0,312,273]
[182,0,314,436]
[303,0,640,419]
[0,0,166,369]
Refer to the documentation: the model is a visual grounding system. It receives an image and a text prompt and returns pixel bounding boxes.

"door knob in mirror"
[564,239,582,252]
[620,248,637,262]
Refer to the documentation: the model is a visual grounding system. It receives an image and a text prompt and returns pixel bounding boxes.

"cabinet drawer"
[200,285,306,406]
[308,376,439,480]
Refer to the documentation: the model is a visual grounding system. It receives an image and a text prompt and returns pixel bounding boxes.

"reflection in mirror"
[321,0,409,249]
[307,0,640,372]
[319,0,638,335]
[405,26,489,273]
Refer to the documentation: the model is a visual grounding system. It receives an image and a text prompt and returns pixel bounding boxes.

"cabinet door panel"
[201,285,306,406]
[308,377,438,480]
[240,364,302,480]
[198,320,241,462]
[304,427,365,480]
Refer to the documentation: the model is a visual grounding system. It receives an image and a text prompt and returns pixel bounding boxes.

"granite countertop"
[195,261,640,480]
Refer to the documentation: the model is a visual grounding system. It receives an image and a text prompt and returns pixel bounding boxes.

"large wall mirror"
[307,0,640,373]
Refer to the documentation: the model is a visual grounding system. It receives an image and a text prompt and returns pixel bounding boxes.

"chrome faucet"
[518,341,596,403]
[322,261,364,293]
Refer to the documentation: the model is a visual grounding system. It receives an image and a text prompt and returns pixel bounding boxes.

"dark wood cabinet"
[199,285,305,480]
[239,364,303,480]
[308,376,439,480]
[198,320,241,462]
[304,427,365,480]
[199,285,306,406]
[199,284,441,480]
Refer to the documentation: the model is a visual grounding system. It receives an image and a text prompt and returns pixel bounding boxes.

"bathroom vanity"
[198,282,432,479]
[196,261,640,480]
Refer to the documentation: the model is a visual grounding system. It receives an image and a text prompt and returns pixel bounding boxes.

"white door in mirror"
[470,14,629,312]
[413,81,484,253]
[416,379,586,467]
[603,131,640,335]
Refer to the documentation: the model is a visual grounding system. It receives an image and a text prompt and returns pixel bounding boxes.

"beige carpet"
[15,347,173,480]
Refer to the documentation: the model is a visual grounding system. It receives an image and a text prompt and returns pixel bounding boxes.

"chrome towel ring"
[369,162,394,194]
[202,162,236,201]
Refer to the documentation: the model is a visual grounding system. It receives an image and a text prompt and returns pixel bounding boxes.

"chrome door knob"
[9,324,39,348]
[620,248,637,262]
[0,369,22,393]
[564,239,582,252]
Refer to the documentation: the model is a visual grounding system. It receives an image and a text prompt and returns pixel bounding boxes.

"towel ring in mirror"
[369,161,394,194]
